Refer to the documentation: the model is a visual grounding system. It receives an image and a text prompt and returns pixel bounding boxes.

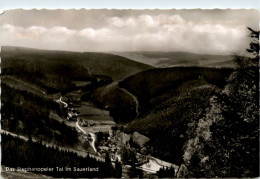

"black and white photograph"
[0,0,259,178]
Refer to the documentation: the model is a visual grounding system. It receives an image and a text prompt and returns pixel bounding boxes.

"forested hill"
[119,67,233,104]
[1,46,152,81]
[91,66,233,165]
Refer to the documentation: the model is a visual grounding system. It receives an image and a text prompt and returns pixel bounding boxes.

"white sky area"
[0,10,257,55]
[0,0,259,9]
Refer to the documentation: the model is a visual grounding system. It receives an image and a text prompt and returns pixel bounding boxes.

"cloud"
[0,14,249,54]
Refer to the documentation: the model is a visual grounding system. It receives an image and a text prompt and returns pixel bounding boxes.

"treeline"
[119,67,232,104]
[1,84,78,147]
[2,134,116,178]
[157,166,175,178]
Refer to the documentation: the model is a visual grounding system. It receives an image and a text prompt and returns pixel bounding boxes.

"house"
[132,131,150,148]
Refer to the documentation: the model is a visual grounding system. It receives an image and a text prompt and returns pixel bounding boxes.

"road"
[76,121,97,153]
[89,132,97,153]
[1,129,104,162]
[118,87,139,117]
[59,96,68,108]
[56,96,97,153]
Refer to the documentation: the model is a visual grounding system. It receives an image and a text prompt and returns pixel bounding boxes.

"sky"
[0,2,259,55]
[0,0,259,10]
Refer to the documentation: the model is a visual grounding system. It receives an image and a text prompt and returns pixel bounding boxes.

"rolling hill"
[111,51,235,68]
[1,46,152,93]
[118,67,233,104]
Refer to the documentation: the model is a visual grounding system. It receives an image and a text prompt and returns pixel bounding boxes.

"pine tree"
[114,159,123,178]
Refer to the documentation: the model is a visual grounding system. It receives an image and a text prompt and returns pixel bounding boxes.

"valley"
[1,44,258,178]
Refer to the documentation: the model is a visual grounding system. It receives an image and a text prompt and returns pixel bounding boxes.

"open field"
[61,94,116,131]
[76,101,116,131]
[81,125,115,133]
[78,102,110,117]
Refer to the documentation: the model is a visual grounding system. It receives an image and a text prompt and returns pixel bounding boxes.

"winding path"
[118,87,139,117]
[57,96,97,153]
[59,96,68,108]
[76,121,97,153]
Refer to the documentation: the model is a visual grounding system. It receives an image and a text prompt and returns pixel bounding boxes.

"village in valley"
[59,92,178,178]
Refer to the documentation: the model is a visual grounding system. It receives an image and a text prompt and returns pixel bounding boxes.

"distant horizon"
[2,45,239,56]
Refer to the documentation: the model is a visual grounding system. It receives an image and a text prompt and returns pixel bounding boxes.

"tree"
[128,163,143,178]
[158,166,175,178]
[234,27,259,69]
[105,153,111,163]
[28,136,33,144]
[114,159,122,178]
[96,131,103,147]
[179,27,259,178]
[120,147,138,165]
[247,27,259,57]
[208,27,259,177]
